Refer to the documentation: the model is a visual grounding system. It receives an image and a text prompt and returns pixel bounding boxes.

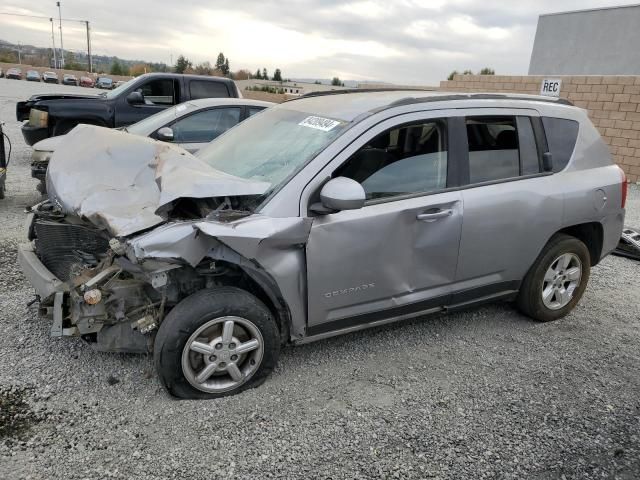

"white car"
[31,98,274,191]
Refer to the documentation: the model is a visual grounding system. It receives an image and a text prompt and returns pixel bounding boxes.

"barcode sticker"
[298,116,341,132]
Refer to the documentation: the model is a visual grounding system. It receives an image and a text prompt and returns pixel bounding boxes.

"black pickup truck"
[16,73,240,145]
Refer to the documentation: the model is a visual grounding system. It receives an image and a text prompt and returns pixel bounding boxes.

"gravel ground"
[0,78,639,479]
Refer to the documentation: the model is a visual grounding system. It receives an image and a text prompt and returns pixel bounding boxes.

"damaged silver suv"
[19,90,626,399]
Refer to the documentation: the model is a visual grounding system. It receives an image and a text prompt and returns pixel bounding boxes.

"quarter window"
[335,120,448,200]
[170,108,241,143]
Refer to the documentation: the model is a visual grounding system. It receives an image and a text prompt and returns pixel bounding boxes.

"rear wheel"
[154,287,280,399]
[517,234,590,322]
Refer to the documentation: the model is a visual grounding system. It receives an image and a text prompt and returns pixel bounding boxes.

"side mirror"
[311,177,366,214]
[126,91,144,105]
[542,152,553,172]
[156,127,174,142]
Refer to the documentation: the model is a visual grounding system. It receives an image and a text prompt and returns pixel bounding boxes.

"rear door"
[452,109,564,299]
[302,112,467,334]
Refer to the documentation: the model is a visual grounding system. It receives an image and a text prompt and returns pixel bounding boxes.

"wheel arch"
[557,222,604,266]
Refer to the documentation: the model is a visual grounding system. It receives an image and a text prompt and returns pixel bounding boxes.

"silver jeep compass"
[18,91,627,399]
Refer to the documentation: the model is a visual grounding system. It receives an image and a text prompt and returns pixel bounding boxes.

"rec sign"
[540,78,562,97]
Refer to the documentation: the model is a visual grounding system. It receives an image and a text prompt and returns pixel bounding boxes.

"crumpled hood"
[46,125,270,237]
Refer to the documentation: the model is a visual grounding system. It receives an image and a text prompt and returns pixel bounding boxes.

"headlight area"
[66,252,228,354]
[28,108,48,128]
[31,149,53,164]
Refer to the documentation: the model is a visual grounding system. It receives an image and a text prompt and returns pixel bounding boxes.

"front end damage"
[19,202,312,353]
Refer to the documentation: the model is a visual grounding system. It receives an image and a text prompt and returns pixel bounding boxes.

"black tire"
[517,233,591,322]
[154,287,280,399]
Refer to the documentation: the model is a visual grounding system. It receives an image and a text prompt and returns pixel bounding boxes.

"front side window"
[135,79,177,105]
[170,108,241,143]
[335,120,448,200]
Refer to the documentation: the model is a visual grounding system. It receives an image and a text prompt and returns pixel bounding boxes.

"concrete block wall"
[440,75,640,183]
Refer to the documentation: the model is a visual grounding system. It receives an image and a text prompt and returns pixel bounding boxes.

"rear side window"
[542,117,579,172]
[466,116,540,183]
[189,81,231,99]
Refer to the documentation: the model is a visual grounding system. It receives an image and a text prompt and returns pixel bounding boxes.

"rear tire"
[517,234,590,322]
[154,287,280,399]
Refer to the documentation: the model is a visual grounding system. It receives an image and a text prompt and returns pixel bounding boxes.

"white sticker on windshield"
[298,116,341,132]
[176,104,187,112]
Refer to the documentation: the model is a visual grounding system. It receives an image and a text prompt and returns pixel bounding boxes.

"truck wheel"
[52,120,79,136]
[517,234,590,322]
[154,287,280,399]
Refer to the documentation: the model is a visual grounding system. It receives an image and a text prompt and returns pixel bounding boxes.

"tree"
[331,77,343,86]
[110,58,124,75]
[129,63,149,76]
[479,67,495,75]
[234,69,251,80]
[463,69,473,75]
[174,55,192,74]
[223,58,230,76]
[262,68,268,80]
[254,69,262,79]
[215,53,226,70]
[447,70,459,81]
[194,61,213,76]
[272,68,283,81]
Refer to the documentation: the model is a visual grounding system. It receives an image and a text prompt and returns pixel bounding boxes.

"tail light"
[620,167,628,209]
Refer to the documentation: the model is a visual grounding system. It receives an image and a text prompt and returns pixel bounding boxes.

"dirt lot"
[0,78,639,479]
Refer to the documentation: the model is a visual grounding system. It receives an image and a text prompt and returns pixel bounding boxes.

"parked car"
[95,77,113,89]
[30,98,273,190]
[18,91,626,399]
[79,76,94,88]
[26,70,41,82]
[42,71,59,84]
[16,73,241,145]
[62,74,78,86]
[6,67,22,80]
[114,80,128,88]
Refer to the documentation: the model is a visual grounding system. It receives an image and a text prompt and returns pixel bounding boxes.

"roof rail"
[287,87,436,101]
[387,93,574,108]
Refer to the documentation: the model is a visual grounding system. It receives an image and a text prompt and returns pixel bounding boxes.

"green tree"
[463,69,473,75]
[331,77,342,86]
[215,53,226,70]
[222,58,230,75]
[272,68,282,81]
[262,68,268,80]
[479,67,495,75]
[447,70,459,81]
[174,55,192,74]
[110,58,123,75]
[254,69,262,79]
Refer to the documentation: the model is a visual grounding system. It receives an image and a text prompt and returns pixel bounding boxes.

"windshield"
[125,103,196,135]
[101,79,126,99]
[196,107,349,194]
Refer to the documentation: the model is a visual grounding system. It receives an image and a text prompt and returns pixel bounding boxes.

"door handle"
[416,209,453,222]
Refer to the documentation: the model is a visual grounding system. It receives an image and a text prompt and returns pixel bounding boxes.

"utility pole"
[57,1,64,68]
[85,21,92,73]
[50,18,58,68]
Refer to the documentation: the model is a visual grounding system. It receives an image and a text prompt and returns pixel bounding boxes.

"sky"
[0,1,633,84]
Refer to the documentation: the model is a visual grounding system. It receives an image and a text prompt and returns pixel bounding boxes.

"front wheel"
[154,287,280,399]
[517,234,591,322]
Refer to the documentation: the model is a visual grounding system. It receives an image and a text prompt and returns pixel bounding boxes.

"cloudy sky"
[0,1,631,84]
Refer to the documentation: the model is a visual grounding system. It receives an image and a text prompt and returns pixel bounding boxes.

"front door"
[304,116,464,334]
